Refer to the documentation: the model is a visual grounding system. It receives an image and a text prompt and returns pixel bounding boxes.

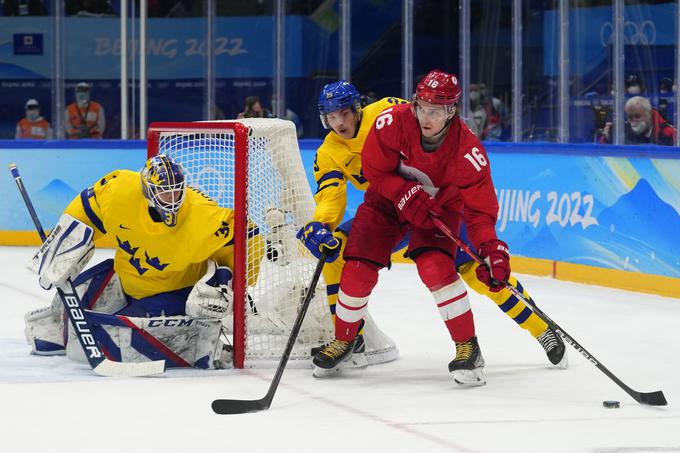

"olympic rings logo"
[600,20,656,46]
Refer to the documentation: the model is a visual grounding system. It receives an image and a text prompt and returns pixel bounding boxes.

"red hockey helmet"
[414,70,461,113]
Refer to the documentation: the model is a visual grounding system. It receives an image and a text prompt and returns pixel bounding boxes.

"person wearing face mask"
[625,74,644,96]
[468,84,487,138]
[15,99,53,139]
[65,82,106,139]
[598,96,676,146]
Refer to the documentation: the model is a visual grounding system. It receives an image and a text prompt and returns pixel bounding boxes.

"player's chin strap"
[9,163,166,377]
[430,215,666,407]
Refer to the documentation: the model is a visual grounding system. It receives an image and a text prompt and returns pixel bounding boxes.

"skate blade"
[312,365,343,378]
[452,369,486,387]
[344,353,368,369]
[554,350,568,369]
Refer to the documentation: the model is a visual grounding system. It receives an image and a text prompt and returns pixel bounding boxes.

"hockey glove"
[475,239,511,292]
[186,261,233,319]
[394,182,442,229]
[296,221,342,262]
[30,213,95,289]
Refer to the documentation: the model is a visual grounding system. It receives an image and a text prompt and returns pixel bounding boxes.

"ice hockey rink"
[0,245,678,453]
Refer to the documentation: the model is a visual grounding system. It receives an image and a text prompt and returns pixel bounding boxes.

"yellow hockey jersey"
[64,169,240,299]
[313,97,408,229]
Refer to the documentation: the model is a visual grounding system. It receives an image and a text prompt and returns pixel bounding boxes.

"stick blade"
[637,390,667,406]
[212,398,271,415]
[93,359,166,377]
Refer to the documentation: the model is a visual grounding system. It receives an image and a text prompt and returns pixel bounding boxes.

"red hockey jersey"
[362,103,499,249]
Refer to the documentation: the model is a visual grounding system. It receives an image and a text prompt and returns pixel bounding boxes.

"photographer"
[598,96,676,146]
[237,96,272,119]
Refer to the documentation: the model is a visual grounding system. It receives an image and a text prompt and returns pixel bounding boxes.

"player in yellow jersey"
[297,80,566,368]
[25,155,263,369]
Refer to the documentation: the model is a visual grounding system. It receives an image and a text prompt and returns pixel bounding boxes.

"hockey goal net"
[147,119,333,368]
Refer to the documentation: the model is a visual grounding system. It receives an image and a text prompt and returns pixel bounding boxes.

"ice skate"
[311,334,368,369]
[312,338,357,377]
[448,336,486,387]
[537,326,568,369]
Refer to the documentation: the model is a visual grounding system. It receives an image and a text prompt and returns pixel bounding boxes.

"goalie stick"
[211,251,327,414]
[431,216,667,406]
[9,163,165,378]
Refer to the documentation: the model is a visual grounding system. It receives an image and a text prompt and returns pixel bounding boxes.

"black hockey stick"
[9,163,165,377]
[432,217,667,406]
[212,251,327,414]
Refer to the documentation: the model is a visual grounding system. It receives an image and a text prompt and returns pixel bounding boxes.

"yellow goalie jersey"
[313,97,408,229]
[64,169,240,300]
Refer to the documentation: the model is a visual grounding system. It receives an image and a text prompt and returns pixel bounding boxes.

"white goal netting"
[151,119,333,367]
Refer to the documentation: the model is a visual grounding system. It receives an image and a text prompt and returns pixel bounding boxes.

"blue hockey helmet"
[318,80,361,129]
[140,154,186,227]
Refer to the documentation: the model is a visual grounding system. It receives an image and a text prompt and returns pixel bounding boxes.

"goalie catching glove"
[296,221,342,262]
[475,239,511,292]
[29,214,95,289]
[185,260,234,319]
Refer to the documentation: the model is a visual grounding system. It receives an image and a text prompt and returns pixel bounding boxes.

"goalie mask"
[318,80,362,129]
[141,155,186,227]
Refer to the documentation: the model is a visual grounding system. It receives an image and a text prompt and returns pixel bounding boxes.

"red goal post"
[146,119,332,368]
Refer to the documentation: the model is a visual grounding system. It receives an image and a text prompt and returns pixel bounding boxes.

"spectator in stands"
[66,0,114,16]
[271,97,303,138]
[468,83,487,138]
[65,82,106,139]
[359,91,378,108]
[237,96,272,119]
[478,83,509,141]
[15,99,53,139]
[3,0,47,15]
[598,96,676,146]
[660,77,674,94]
[625,74,644,95]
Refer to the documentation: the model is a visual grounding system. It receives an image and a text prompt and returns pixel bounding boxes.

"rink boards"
[1,139,679,297]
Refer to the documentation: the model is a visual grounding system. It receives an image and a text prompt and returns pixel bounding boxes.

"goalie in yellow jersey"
[24,154,263,369]
[297,80,566,368]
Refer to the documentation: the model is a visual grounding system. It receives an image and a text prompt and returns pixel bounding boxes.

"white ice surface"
[1,246,678,453]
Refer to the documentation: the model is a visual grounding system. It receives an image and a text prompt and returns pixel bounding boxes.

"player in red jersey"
[312,70,510,386]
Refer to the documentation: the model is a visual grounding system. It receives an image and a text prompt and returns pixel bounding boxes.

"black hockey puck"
[603,400,620,408]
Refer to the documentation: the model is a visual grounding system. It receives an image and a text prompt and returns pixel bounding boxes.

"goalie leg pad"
[25,259,124,356]
[71,312,224,368]
[30,214,95,288]
[24,302,65,355]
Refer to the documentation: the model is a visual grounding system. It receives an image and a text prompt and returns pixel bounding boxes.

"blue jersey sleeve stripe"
[80,188,107,234]
[498,295,519,313]
[326,283,339,296]
[315,182,340,194]
[513,307,533,324]
[316,171,345,185]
